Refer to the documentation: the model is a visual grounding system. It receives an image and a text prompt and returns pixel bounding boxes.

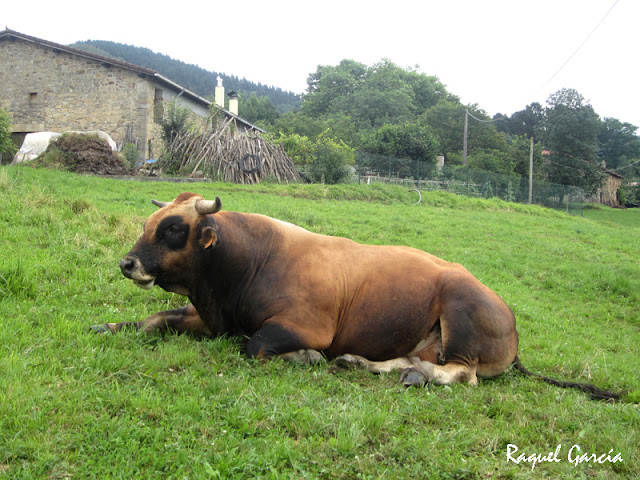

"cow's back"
[257,221,459,360]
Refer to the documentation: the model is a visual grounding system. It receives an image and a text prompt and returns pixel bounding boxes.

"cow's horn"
[195,196,222,215]
[152,199,170,208]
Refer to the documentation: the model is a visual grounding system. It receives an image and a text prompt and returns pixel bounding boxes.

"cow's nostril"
[120,257,135,274]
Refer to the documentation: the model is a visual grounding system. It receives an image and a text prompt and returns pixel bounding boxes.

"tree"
[468,149,513,175]
[360,122,440,176]
[364,122,439,161]
[494,102,544,139]
[541,88,604,194]
[598,117,640,172]
[272,112,360,148]
[302,59,451,129]
[240,93,280,126]
[420,102,507,163]
[0,108,17,164]
[302,59,367,118]
[274,133,315,166]
[508,135,545,180]
[404,67,451,114]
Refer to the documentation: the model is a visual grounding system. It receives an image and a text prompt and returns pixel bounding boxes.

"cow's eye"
[157,216,189,250]
[164,225,188,250]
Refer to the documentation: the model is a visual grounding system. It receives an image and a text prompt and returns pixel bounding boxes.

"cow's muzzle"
[120,256,155,290]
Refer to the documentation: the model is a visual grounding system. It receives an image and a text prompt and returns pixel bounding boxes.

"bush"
[0,108,17,164]
[275,133,315,166]
[309,135,354,184]
[160,101,194,144]
[277,131,354,184]
[122,143,139,167]
[617,188,627,205]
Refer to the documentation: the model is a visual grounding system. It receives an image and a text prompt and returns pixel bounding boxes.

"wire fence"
[353,152,584,216]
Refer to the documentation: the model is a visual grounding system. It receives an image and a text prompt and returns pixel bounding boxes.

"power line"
[612,158,640,172]
[537,0,620,93]
[466,109,499,123]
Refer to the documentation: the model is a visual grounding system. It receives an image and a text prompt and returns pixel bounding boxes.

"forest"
[67,41,640,196]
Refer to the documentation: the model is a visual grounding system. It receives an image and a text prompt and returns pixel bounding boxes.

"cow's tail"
[512,356,622,401]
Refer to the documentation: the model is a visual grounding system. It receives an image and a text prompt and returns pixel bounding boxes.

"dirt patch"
[38,133,132,175]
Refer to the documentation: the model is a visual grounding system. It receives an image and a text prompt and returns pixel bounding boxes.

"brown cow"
[96,192,619,399]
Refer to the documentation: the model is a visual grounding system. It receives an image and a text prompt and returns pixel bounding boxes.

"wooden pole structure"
[528,136,534,204]
[463,109,469,166]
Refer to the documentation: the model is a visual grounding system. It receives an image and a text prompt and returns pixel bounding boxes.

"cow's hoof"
[304,349,325,364]
[90,324,111,334]
[334,354,360,369]
[401,368,427,388]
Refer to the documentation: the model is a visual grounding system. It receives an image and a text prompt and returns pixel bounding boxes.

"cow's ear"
[200,226,218,249]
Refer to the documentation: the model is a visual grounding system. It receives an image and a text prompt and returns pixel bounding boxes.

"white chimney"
[214,75,224,108]
[228,91,238,116]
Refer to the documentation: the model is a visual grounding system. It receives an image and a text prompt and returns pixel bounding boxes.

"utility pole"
[528,136,534,204]
[463,109,469,166]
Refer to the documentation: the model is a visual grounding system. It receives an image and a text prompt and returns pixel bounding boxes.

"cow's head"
[120,192,221,296]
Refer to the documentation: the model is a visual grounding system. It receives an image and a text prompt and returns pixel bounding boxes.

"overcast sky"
[4,0,639,128]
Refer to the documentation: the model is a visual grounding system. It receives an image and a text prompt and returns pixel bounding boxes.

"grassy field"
[1,166,638,479]
[583,204,640,228]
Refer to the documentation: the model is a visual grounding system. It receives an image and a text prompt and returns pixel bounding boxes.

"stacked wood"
[161,120,301,184]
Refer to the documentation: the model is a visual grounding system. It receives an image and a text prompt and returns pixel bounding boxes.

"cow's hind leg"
[92,304,212,336]
[335,354,417,374]
[335,354,478,386]
[400,361,478,387]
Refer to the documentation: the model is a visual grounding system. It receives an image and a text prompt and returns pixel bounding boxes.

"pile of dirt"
[38,133,132,175]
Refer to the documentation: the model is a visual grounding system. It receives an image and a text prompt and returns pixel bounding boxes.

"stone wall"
[0,37,155,158]
[599,172,622,207]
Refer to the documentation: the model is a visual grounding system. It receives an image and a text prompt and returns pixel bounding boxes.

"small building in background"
[598,169,623,207]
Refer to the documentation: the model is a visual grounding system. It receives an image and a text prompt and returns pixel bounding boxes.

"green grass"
[1,166,639,479]
[583,204,640,228]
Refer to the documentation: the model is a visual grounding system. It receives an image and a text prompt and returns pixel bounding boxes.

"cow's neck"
[191,211,278,335]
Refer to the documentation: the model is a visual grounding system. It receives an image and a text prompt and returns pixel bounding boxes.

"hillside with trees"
[70,40,301,114]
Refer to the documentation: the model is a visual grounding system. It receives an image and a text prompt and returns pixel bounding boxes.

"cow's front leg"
[92,304,212,336]
[246,319,329,364]
[279,349,325,364]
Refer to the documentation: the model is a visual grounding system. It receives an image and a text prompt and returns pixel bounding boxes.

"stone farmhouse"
[0,29,263,161]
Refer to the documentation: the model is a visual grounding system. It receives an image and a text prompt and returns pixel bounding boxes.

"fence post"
[466,165,470,196]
